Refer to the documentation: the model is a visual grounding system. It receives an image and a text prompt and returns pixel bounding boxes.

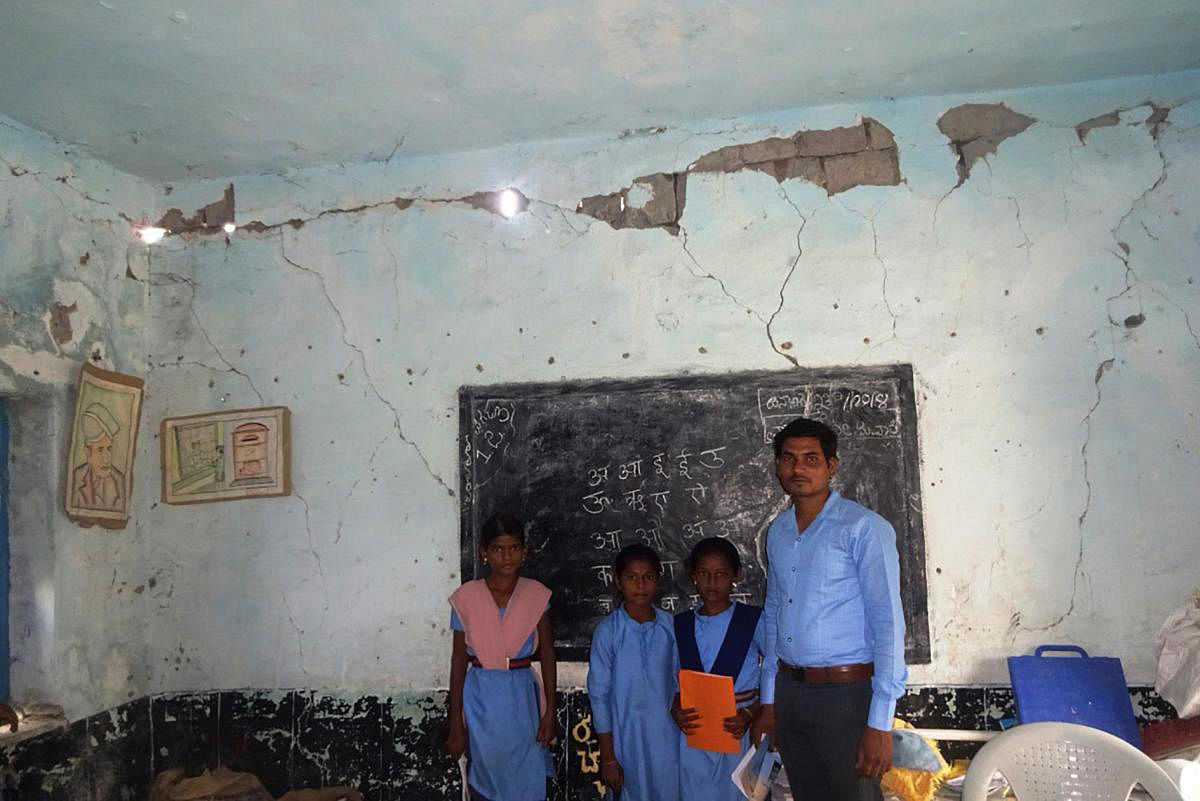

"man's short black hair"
[772,417,838,461]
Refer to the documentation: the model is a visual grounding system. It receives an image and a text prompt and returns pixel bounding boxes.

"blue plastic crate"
[1007,644,1141,748]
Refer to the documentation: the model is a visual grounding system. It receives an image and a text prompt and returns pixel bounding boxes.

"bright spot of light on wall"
[222,222,237,234]
[36,578,54,641]
[134,226,167,244]
[497,189,521,219]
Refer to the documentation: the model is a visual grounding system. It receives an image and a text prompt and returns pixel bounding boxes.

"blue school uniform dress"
[674,602,768,801]
[451,608,553,801]
[588,606,681,801]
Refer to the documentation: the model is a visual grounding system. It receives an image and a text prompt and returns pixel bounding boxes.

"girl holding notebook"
[587,543,681,801]
[447,512,556,801]
[671,537,769,801]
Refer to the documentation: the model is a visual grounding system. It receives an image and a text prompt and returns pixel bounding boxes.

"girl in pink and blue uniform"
[447,513,556,801]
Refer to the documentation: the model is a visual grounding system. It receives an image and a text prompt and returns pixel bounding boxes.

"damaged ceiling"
[1,0,1198,181]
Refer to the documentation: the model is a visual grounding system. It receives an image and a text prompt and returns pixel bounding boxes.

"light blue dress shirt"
[760,491,908,731]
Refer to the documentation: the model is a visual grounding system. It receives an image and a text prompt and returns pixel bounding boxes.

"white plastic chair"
[962,721,1184,801]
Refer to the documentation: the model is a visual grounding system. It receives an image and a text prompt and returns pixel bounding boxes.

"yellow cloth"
[880,719,952,801]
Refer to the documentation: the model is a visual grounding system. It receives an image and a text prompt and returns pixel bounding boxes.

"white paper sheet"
[731,737,782,801]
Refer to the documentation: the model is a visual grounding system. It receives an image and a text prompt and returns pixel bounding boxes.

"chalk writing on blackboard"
[459,366,929,663]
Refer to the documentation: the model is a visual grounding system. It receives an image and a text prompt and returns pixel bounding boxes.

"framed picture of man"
[160,406,291,504]
[64,364,144,529]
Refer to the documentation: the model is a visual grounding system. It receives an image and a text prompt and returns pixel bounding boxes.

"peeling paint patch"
[156,183,235,233]
[1146,104,1171,139]
[579,118,901,230]
[688,117,900,195]
[825,149,901,194]
[937,103,1036,184]
[46,301,77,346]
[1075,102,1172,143]
[0,345,75,385]
[1075,110,1121,143]
[577,172,686,234]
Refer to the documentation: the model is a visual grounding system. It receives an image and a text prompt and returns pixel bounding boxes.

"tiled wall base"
[0,686,1177,800]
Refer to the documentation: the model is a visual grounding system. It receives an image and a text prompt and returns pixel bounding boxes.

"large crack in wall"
[576,118,901,235]
[83,118,909,243]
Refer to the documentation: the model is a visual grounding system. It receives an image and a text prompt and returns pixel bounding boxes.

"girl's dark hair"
[480,512,526,548]
[688,537,741,574]
[614,543,661,576]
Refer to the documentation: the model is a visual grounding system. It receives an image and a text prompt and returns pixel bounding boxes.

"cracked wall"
[0,114,158,716]
[3,70,1200,724]
[575,118,901,233]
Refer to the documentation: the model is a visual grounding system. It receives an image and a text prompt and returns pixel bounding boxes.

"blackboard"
[458,366,929,663]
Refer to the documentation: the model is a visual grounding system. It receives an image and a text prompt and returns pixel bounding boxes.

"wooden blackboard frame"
[459,366,930,664]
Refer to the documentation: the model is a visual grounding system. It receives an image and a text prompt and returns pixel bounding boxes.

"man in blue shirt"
[750,417,907,801]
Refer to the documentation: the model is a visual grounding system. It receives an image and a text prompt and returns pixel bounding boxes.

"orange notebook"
[679,669,740,754]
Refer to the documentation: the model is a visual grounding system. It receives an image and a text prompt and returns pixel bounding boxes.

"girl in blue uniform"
[447,512,556,801]
[588,544,681,801]
[671,537,768,801]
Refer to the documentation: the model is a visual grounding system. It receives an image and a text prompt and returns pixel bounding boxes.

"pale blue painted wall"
[1,70,1198,719]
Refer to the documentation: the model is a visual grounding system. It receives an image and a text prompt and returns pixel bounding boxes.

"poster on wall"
[64,364,145,529]
[160,406,291,505]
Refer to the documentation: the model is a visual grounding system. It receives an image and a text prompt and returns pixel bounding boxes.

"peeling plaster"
[577,172,685,234]
[1146,104,1171,139]
[45,302,77,347]
[46,279,105,355]
[576,118,901,233]
[156,183,235,233]
[1075,110,1122,143]
[937,103,1036,183]
[0,345,77,385]
[687,117,900,194]
[135,120,903,243]
[1076,101,1173,143]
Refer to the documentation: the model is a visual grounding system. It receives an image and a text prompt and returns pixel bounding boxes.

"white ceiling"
[2,1,1197,181]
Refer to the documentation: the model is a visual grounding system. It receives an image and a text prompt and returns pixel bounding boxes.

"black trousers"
[774,674,883,801]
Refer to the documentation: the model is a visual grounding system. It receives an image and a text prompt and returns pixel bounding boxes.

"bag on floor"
[882,720,952,801]
[1156,588,1200,719]
[149,767,273,801]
